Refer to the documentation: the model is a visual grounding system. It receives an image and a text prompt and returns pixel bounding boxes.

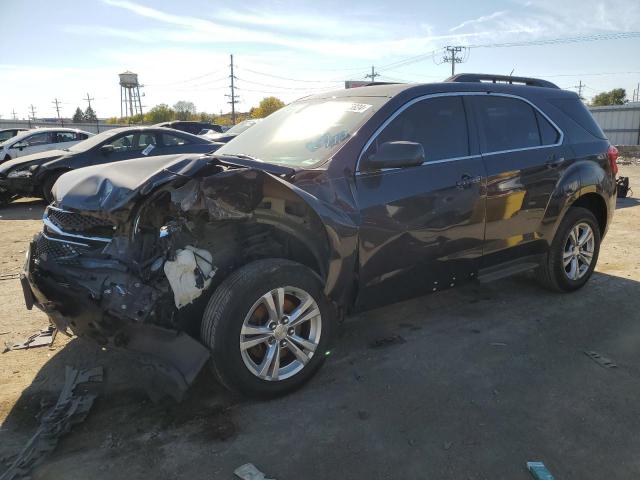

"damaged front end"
[22,154,330,400]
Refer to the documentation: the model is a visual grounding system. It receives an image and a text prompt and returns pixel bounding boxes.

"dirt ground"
[1,166,640,479]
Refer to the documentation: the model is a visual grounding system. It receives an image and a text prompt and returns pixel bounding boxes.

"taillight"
[608,145,619,175]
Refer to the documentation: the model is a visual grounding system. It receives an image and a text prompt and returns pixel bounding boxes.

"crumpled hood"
[53,152,296,215]
[0,149,68,175]
[54,154,212,213]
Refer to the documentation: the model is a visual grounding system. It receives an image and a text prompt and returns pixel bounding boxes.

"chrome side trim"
[43,216,112,244]
[356,91,565,173]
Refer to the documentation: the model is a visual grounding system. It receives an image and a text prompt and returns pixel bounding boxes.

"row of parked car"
[0,119,261,206]
[13,74,619,399]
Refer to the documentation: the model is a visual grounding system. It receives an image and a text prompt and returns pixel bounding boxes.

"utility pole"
[52,98,63,126]
[28,104,37,129]
[365,66,380,83]
[574,81,585,100]
[11,109,17,121]
[84,92,99,133]
[443,46,465,76]
[225,54,239,125]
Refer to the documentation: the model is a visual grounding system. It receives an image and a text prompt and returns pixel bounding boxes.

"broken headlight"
[7,165,38,178]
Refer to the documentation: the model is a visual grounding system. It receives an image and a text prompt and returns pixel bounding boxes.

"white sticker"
[346,103,372,113]
[141,144,155,156]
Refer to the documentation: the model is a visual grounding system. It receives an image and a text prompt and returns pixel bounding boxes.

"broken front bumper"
[22,233,210,400]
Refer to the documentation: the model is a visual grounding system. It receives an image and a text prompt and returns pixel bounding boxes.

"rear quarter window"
[548,97,606,140]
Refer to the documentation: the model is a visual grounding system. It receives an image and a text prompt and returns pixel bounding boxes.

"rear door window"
[473,96,542,152]
[365,96,470,163]
[54,132,77,143]
[110,134,136,152]
[162,133,189,146]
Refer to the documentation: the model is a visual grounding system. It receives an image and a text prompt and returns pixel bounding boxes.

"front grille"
[34,234,85,266]
[46,207,115,238]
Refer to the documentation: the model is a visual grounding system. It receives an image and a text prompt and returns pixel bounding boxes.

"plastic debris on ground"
[234,463,276,480]
[526,461,555,480]
[585,350,617,369]
[3,326,57,353]
[0,366,103,480]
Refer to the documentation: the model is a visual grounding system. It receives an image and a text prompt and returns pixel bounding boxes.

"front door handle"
[456,174,481,189]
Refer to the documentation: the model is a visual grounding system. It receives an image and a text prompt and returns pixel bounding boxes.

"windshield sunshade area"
[216,96,386,167]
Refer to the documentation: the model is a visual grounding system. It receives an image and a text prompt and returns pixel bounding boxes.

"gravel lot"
[1,166,640,480]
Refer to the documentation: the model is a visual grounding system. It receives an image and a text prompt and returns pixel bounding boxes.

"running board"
[477,257,542,283]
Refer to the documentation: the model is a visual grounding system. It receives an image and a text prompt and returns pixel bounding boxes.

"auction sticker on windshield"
[346,103,372,113]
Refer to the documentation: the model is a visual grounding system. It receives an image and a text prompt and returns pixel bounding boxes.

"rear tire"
[200,259,333,398]
[536,207,601,292]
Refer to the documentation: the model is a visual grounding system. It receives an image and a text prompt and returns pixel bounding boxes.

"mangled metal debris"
[3,326,56,353]
[0,366,103,480]
[234,463,276,480]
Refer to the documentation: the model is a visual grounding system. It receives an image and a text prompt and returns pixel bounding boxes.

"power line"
[237,67,343,84]
[146,68,228,87]
[468,31,640,49]
[234,77,337,91]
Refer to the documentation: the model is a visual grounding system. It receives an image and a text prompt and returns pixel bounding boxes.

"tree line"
[103,96,286,125]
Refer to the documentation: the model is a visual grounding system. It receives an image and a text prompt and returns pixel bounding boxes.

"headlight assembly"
[7,169,32,178]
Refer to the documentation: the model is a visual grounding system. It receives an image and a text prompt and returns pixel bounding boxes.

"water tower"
[119,71,144,118]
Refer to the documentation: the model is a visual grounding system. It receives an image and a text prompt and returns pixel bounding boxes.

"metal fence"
[0,119,129,135]
[589,103,640,146]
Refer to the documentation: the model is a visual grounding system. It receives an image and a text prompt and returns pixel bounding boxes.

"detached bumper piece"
[23,225,210,401]
[0,366,102,480]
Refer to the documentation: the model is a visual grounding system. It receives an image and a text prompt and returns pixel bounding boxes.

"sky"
[1,0,640,120]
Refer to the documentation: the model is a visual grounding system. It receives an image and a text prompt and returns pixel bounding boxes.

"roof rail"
[446,73,559,89]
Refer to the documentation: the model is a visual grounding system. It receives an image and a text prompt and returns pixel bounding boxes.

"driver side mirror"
[364,141,425,171]
[100,144,115,155]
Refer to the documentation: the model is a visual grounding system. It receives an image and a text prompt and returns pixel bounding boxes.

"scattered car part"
[584,350,617,368]
[0,366,103,480]
[526,461,555,480]
[234,463,275,480]
[616,176,631,198]
[164,246,216,308]
[3,326,56,353]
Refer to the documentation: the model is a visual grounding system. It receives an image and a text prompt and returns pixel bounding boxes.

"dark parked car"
[155,121,223,135]
[0,126,220,205]
[0,128,29,143]
[202,119,262,143]
[22,74,617,399]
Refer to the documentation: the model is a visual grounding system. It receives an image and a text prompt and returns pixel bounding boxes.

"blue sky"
[1,0,640,119]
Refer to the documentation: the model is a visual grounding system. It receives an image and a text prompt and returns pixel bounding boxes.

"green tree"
[72,107,84,123]
[84,106,97,122]
[144,104,175,124]
[592,88,627,106]
[173,101,196,121]
[251,97,285,118]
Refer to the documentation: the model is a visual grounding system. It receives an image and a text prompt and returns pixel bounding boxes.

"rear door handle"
[546,155,564,169]
[456,174,482,189]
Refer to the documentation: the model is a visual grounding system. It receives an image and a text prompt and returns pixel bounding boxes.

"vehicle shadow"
[2,270,640,479]
[0,199,46,220]
[616,196,640,210]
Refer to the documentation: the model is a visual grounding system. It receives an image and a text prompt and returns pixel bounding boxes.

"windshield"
[0,131,17,143]
[66,129,121,152]
[216,96,386,167]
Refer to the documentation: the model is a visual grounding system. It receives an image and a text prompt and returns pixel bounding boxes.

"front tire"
[42,172,63,204]
[537,206,601,292]
[200,259,333,397]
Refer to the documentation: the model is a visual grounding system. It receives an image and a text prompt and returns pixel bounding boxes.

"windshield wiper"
[219,153,264,162]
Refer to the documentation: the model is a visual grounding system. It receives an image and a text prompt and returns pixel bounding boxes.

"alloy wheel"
[240,286,322,381]
[563,222,595,281]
